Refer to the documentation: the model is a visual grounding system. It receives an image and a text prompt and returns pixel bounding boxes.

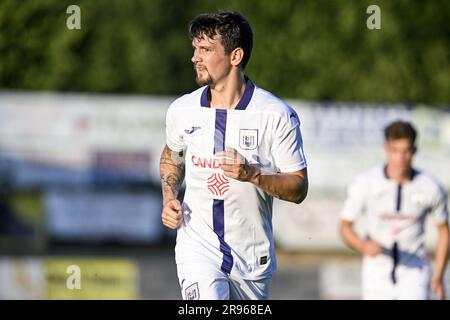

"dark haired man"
[160,11,308,300]
[340,121,449,299]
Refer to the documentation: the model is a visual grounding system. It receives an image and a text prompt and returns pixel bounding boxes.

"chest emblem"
[184,126,202,134]
[239,129,258,150]
[207,173,230,196]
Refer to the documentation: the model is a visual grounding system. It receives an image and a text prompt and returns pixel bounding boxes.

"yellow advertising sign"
[45,258,138,300]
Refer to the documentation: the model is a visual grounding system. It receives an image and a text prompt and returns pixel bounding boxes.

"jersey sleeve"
[165,103,186,152]
[270,109,307,173]
[429,185,449,226]
[340,174,368,222]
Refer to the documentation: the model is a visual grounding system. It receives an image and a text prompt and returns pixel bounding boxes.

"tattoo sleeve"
[159,145,185,203]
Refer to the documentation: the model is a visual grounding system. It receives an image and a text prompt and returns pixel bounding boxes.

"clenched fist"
[215,146,259,183]
[162,199,183,229]
[361,240,382,257]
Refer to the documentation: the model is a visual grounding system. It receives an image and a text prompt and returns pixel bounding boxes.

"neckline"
[383,164,419,183]
[200,77,255,110]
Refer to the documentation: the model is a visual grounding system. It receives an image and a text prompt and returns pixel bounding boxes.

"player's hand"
[430,277,445,300]
[162,199,183,229]
[215,147,259,182]
[361,240,382,257]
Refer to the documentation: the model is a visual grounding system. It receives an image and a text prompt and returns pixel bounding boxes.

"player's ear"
[230,47,244,67]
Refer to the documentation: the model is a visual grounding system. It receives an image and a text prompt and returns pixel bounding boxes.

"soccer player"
[159,11,308,300]
[339,121,449,300]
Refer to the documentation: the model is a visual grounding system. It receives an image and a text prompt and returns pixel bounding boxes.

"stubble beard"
[195,66,213,86]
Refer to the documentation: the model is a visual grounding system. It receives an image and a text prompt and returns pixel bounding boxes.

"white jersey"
[165,78,307,280]
[341,165,449,282]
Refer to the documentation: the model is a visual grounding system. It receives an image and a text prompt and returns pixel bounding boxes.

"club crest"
[185,282,199,300]
[239,129,258,150]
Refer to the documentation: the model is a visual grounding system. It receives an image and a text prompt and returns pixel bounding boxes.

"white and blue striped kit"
[165,78,307,284]
[341,165,448,298]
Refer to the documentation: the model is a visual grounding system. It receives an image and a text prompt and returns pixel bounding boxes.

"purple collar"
[383,165,419,181]
[200,77,255,110]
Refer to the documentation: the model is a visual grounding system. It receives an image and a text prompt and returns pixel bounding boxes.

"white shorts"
[362,256,431,300]
[177,262,271,300]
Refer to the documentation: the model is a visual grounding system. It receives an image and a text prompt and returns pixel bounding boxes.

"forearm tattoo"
[160,146,185,199]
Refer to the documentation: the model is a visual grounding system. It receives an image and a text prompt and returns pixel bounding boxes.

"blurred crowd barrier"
[0,92,449,252]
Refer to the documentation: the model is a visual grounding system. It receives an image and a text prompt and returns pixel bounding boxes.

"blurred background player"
[159,11,308,300]
[339,121,449,300]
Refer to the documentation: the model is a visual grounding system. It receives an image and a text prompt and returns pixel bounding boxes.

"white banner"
[1,92,448,250]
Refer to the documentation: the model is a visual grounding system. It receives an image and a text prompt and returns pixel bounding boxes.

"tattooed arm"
[216,147,308,204]
[160,144,185,229]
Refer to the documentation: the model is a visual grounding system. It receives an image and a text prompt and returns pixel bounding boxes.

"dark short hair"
[188,11,253,69]
[384,120,417,147]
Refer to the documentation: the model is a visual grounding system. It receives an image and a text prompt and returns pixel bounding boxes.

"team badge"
[411,193,428,206]
[185,282,199,300]
[239,129,258,150]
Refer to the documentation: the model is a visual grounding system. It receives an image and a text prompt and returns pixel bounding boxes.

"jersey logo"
[185,282,199,300]
[289,112,300,126]
[184,126,202,134]
[411,193,428,206]
[207,173,230,196]
[239,129,258,150]
[260,256,268,265]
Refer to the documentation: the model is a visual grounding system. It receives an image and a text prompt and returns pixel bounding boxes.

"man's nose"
[191,51,200,64]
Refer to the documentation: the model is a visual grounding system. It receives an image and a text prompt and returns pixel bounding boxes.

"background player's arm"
[160,144,185,229]
[430,223,449,300]
[339,220,381,256]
